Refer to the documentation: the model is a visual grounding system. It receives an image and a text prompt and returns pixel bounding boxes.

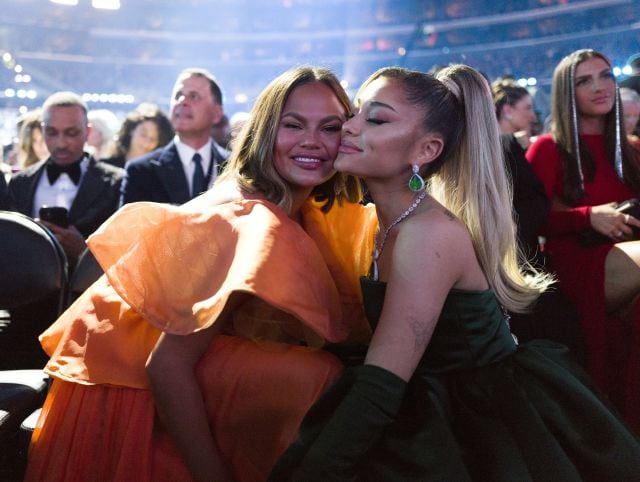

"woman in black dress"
[271,65,640,481]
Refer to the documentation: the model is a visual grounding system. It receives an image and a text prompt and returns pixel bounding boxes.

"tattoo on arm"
[409,316,435,353]
[443,209,455,221]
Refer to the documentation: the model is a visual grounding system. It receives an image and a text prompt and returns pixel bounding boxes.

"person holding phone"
[7,91,124,265]
[527,49,640,431]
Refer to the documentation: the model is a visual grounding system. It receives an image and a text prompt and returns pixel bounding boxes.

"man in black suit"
[8,91,124,264]
[120,68,229,205]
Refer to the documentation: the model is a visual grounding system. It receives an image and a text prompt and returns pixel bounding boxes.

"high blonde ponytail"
[434,65,551,313]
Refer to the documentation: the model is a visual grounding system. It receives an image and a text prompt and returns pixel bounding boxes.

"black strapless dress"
[271,278,640,481]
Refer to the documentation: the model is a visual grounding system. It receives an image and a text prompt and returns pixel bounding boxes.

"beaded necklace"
[372,189,428,281]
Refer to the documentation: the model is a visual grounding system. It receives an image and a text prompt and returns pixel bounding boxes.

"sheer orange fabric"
[26,197,376,481]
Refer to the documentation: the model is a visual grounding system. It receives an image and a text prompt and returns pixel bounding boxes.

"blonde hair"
[362,66,550,312]
[217,66,361,213]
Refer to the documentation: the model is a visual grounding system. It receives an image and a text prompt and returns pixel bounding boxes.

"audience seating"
[67,246,103,306]
[0,210,69,480]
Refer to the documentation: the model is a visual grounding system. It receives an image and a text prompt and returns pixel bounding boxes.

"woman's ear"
[417,133,444,165]
[503,104,514,120]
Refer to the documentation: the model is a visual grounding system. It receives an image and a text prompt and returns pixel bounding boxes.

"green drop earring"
[409,164,425,192]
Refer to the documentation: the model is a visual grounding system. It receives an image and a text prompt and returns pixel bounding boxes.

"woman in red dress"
[527,49,640,431]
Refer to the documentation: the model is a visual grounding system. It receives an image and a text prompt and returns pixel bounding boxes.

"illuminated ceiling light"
[340,79,349,89]
[27,90,38,99]
[398,47,407,56]
[527,77,537,86]
[517,78,527,87]
[17,89,27,98]
[19,106,29,115]
[124,94,135,104]
[92,0,121,10]
[14,64,22,73]
[623,65,633,76]
[50,0,79,5]
[613,66,622,77]
[2,52,12,62]
[4,88,15,98]
[14,74,22,82]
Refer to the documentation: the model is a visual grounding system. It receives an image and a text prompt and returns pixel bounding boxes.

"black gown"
[271,277,640,481]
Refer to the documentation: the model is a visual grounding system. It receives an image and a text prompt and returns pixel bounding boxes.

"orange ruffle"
[26,335,343,482]
[40,198,375,388]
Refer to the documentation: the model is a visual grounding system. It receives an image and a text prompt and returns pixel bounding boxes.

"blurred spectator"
[103,103,173,168]
[17,108,50,169]
[229,111,250,148]
[86,109,120,160]
[491,77,536,150]
[120,68,229,205]
[210,114,231,149]
[8,91,124,264]
[620,87,640,142]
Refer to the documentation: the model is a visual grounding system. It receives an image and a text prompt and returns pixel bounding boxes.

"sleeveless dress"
[272,277,640,481]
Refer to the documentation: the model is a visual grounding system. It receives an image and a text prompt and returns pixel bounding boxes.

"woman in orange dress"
[25,66,376,482]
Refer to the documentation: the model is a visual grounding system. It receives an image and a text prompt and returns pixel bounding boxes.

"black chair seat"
[0,370,48,481]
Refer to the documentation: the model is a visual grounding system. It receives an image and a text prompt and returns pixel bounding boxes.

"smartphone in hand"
[38,206,69,228]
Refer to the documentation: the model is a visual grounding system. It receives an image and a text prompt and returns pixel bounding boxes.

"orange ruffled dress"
[25,197,376,482]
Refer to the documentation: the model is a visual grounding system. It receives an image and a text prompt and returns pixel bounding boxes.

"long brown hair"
[217,66,361,213]
[550,49,640,204]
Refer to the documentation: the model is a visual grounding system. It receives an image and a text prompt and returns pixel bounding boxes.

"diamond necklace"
[372,189,428,281]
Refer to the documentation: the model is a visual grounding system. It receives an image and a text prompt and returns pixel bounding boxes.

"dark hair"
[551,49,640,204]
[114,104,174,158]
[357,67,463,178]
[491,78,530,120]
[178,68,223,105]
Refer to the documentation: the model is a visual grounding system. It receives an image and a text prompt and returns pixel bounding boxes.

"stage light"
[613,67,622,77]
[50,0,79,5]
[92,0,120,10]
[234,93,248,103]
[623,65,632,76]
[82,92,135,104]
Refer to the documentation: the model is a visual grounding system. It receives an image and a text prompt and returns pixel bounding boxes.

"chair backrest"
[67,247,103,306]
[0,211,68,315]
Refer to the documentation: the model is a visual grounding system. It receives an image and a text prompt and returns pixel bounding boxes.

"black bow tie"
[46,160,82,185]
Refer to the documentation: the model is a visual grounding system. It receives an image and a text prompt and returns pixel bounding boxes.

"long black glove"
[269,364,407,482]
